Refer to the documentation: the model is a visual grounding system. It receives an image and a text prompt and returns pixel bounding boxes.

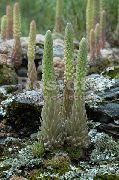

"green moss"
[94,174,119,180]
[64,147,81,160]
[32,141,45,158]
[44,154,70,175]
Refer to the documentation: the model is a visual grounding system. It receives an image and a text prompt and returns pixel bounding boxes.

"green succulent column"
[6,5,13,39]
[40,30,63,149]
[100,10,106,49]
[93,0,100,25]
[86,0,94,44]
[54,0,63,34]
[1,15,7,40]
[89,29,96,61]
[95,23,101,58]
[12,2,22,68]
[27,20,37,90]
[115,0,119,40]
[63,23,74,119]
[66,38,89,148]
[42,30,56,97]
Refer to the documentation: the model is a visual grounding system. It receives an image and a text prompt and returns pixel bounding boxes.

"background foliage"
[0,0,118,39]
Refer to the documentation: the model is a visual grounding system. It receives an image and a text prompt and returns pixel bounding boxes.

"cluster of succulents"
[86,0,106,61]
[39,23,89,150]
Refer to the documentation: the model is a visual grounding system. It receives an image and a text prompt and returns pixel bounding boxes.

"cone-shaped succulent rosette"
[54,0,63,34]
[40,30,63,149]
[27,20,37,90]
[63,23,74,119]
[6,5,13,39]
[12,2,22,68]
[42,30,56,97]
[65,38,89,148]
[1,15,7,40]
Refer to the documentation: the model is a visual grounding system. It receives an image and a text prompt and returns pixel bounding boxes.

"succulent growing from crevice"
[100,10,106,49]
[40,30,63,149]
[26,20,37,90]
[6,5,13,39]
[65,38,89,148]
[42,30,56,97]
[1,15,7,40]
[12,2,22,68]
[63,23,74,119]
[54,0,63,34]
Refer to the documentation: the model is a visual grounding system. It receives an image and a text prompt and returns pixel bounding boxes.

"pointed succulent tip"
[45,30,52,39]
[14,2,20,10]
[46,30,52,34]
[66,22,72,29]
[30,20,36,28]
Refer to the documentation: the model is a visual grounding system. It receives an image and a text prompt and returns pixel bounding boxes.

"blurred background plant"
[0,0,118,40]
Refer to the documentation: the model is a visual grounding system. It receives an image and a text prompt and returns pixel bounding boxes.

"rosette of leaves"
[65,38,90,148]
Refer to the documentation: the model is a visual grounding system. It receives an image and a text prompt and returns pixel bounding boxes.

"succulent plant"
[66,38,89,148]
[27,20,37,90]
[75,38,87,97]
[95,23,101,58]
[100,0,106,12]
[86,0,94,43]
[100,10,106,49]
[93,0,100,25]
[1,15,7,40]
[13,2,21,38]
[40,30,63,149]
[63,23,74,119]
[6,5,13,39]
[114,0,119,42]
[54,0,63,34]
[12,2,22,68]
[89,29,96,61]
[42,30,56,97]
[40,96,63,149]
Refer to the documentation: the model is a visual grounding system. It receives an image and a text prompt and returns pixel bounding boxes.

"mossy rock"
[94,174,119,180]
[4,101,42,135]
[103,66,119,79]
[2,90,43,136]
[0,65,17,85]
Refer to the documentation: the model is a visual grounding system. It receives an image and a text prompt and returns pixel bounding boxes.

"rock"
[86,74,119,137]
[1,90,43,136]
[98,123,119,138]
[17,67,27,77]
[53,39,64,58]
